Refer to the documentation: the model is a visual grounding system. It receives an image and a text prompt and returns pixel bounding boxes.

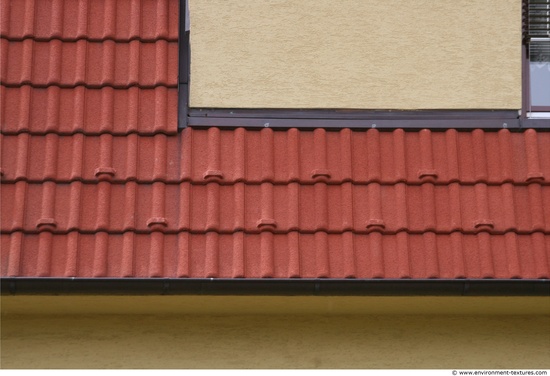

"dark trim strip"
[189,109,520,119]
[522,41,530,120]
[2,278,549,296]
[522,118,550,128]
[187,116,521,130]
[178,0,190,129]
[185,110,550,130]
[184,109,541,129]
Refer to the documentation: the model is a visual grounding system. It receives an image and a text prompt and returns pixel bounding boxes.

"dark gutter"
[1,278,548,297]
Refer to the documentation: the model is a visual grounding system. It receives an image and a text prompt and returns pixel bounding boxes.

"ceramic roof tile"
[1,86,178,135]
[2,232,549,279]
[2,126,550,279]
[2,129,549,183]
[1,0,178,136]
[1,181,549,235]
[2,0,550,282]
[1,39,178,88]
[1,0,179,42]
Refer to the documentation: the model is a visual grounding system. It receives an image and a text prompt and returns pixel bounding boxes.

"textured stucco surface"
[2,296,550,315]
[189,0,522,109]
[2,314,549,369]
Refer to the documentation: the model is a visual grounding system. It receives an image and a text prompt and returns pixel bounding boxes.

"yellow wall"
[2,314,549,369]
[189,0,522,110]
[2,296,549,368]
[2,295,550,315]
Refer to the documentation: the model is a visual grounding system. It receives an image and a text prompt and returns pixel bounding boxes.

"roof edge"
[2,278,549,296]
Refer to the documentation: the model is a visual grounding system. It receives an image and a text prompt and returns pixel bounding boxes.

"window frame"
[523,0,550,118]
[178,0,190,129]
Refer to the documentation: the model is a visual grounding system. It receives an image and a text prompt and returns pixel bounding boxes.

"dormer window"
[180,0,549,128]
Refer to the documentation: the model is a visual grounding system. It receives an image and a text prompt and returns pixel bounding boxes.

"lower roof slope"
[2,230,549,279]
[1,128,549,279]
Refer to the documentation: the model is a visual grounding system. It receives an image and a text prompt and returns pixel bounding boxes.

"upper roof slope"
[1,0,178,136]
[1,0,549,279]
[0,0,179,41]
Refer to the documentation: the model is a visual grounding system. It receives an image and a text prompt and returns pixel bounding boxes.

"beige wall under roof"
[3,314,549,368]
[189,0,522,110]
[3,296,548,368]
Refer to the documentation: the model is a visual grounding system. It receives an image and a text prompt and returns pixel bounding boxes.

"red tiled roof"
[2,129,550,235]
[0,0,179,42]
[1,0,549,280]
[1,86,177,135]
[2,232,550,279]
[1,39,178,88]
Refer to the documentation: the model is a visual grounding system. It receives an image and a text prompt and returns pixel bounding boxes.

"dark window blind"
[526,0,550,61]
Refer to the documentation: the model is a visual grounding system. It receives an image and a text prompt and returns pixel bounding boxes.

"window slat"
[527,0,550,38]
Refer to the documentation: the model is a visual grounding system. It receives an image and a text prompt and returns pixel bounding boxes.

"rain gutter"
[1,278,549,296]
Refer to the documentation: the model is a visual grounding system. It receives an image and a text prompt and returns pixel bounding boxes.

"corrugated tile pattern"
[2,179,549,235]
[1,86,178,135]
[2,232,550,279]
[0,0,178,136]
[0,0,179,41]
[1,39,178,88]
[1,0,549,279]
[2,128,550,184]
[2,127,549,279]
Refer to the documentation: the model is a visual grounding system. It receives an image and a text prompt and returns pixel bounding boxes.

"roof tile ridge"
[0,35,178,43]
[2,176,549,187]
[0,83,178,90]
[2,85,177,136]
[0,130,178,137]
[3,178,549,188]
[2,229,549,237]
[177,179,550,187]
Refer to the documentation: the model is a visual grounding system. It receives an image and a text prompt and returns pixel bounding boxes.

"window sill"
[179,109,550,130]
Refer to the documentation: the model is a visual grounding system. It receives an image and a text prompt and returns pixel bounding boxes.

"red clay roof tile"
[2,126,550,279]
[1,39,178,88]
[1,86,178,135]
[2,129,548,184]
[2,232,549,279]
[1,0,179,42]
[1,0,549,281]
[1,180,549,235]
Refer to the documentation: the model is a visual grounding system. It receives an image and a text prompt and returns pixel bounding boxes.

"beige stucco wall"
[189,0,522,109]
[2,314,549,369]
[2,296,550,368]
[2,295,550,315]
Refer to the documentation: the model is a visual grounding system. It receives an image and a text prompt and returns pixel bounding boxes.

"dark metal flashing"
[189,109,520,119]
[524,117,550,128]
[181,108,550,130]
[177,0,189,129]
[184,109,541,130]
[2,278,549,297]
